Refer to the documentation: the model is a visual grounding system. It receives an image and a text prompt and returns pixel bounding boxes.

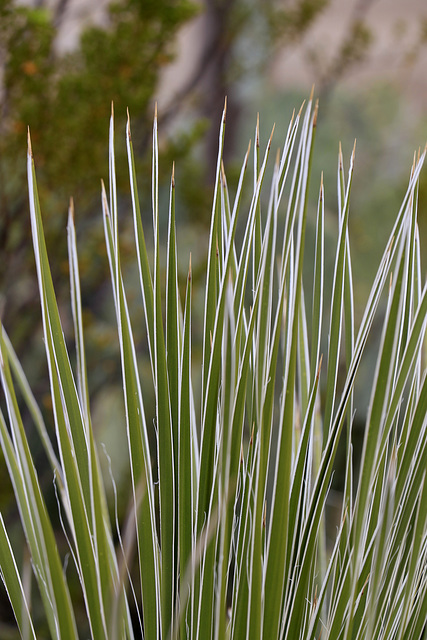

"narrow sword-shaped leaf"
[102,185,160,640]
[28,134,110,638]
[323,142,356,442]
[0,515,37,640]
[0,332,78,640]
[152,106,176,639]
[263,99,318,640]
[1,327,61,482]
[126,112,155,371]
[67,199,117,616]
[177,256,194,640]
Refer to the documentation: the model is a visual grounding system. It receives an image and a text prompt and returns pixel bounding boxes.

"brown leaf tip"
[313,99,319,127]
[244,139,251,168]
[27,127,33,158]
[267,123,276,150]
[68,197,75,223]
[317,354,323,379]
[338,142,343,170]
[126,109,131,140]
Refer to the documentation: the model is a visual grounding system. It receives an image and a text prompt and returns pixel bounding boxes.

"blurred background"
[1,0,427,633]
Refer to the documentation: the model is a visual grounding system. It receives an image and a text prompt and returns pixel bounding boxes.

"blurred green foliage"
[0,0,196,205]
[0,0,197,381]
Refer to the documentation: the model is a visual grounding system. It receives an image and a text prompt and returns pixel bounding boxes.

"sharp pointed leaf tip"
[102,196,110,219]
[68,197,75,222]
[313,99,319,127]
[27,128,32,157]
[298,100,306,118]
[268,123,276,147]
[188,253,192,281]
[244,139,251,167]
[317,354,323,378]
[126,110,131,139]
[172,161,175,187]
[309,84,315,101]
[101,179,108,206]
[350,142,356,171]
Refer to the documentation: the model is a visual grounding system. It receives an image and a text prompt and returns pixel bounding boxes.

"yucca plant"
[0,92,426,640]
